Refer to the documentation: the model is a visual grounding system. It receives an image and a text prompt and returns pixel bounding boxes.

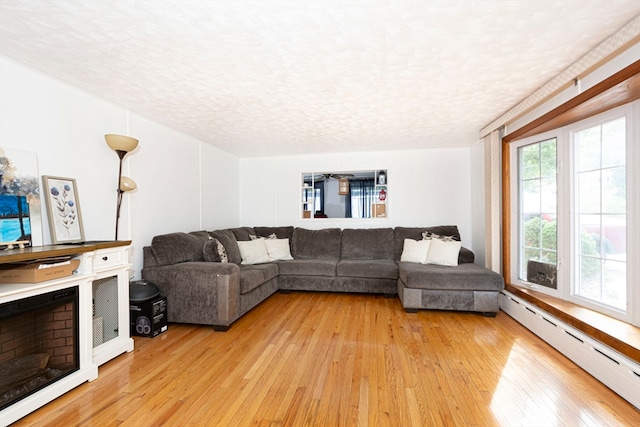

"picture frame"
[0,195,32,248]
[42,176,85,244]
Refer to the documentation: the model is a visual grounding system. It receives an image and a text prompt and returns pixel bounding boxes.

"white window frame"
[510,101,639,326]
[510,129,563,299]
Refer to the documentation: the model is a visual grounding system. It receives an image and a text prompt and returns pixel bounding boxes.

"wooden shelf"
[0,241,131,264]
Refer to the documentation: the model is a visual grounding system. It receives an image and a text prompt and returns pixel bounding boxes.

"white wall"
[239,148,477,249]
[469,140,486,266]
[0,53,488,274]
[0,56,240,278]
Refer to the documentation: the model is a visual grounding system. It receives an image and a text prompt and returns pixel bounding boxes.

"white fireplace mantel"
[0,241,133,426]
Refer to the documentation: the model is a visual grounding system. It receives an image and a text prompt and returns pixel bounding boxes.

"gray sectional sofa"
[141,225,504,330]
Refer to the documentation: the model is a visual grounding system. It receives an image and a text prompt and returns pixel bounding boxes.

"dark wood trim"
[505,283,640,363]
[501,140,511,282]
[502,63,640,281]
[503,60,640,143]
[500,61,640,361]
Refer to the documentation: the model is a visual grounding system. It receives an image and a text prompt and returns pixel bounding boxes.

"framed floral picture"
[42,176,85,244]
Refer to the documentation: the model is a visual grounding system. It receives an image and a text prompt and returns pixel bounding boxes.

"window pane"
[574,118,626,312]
[540,250,557,264]
[540,178,556,213]
[602,166,625,213]
[518,139,557,284]
[522,179,541,213]
[578,170,600,213]
[577,128,600,172]
[602,214,626,259]
[540,216,557,252]
[523,215,542,248]
[602,260,626,309]
[579,214,601,255]
[521,144,540,179]
[540,139,557,177]
[578,255,601,299]
[602,118,625,168]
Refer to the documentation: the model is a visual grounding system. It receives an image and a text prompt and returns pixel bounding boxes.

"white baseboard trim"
[500,290,640,409]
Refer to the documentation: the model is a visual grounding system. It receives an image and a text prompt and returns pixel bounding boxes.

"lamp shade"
[105,134,139,152]
[119,176,137,192]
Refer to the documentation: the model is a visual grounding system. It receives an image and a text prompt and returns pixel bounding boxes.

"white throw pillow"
[426,238,462,266]
[400,238,432,263]
[264,238,293,261]
[237,239,270,265]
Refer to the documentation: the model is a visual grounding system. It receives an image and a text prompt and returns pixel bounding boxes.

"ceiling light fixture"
[338,178,349,195]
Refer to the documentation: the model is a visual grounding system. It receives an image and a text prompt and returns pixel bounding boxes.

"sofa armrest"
[143,246,159,267]
[141,262,240,327]
[459,247,475,264]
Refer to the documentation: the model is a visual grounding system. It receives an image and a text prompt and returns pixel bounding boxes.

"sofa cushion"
[277,259,337,277]
[230,227,257,242]
[400,239,431,263]
[209,229,242,264]
[341,228,394,260]
[337,259,398,279]
[238,239,270,265]
[238,263,279,294]
[264,239,294,261]
[394,226,469,262]
[426,239,462,266]
[398,263,504,292]
[151,232,206,265]
[254,226,294,241]
[421,231,457,241]
[203,237,228,263]
[292,228,342,259]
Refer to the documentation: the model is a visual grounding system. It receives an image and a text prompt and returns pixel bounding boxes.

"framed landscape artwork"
[42,175,85,244]
[0,147,41,246]
[0,195,31,248]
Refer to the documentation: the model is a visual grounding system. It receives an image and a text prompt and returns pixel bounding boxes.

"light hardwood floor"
[14,292,640,426]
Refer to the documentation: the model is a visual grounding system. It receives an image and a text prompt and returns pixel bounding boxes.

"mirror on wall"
[301,170,388,219]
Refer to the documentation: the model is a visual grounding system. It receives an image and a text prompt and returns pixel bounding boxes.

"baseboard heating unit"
[500,291,640,409]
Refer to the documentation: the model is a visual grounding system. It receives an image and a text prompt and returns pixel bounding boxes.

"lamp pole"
[114,150,127,240]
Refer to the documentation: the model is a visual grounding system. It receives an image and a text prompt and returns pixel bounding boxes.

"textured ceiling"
[1,1,639,157]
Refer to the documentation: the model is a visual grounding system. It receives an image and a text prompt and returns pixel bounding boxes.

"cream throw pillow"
[400,238,432,263]
[426,238,462,266]
[264,238,293,261]
[237,239,270,265]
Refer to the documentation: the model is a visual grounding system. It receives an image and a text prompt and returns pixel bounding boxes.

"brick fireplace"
[0,287,79,410]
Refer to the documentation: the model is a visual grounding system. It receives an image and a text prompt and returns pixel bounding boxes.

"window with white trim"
[510,101,638,324]
[574,117,627,311]
[517,137,557,290]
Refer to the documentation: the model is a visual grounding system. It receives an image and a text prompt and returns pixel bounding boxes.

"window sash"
[509,102,637,324]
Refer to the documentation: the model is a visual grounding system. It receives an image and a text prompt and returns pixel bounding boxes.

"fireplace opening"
[0,286,79,410]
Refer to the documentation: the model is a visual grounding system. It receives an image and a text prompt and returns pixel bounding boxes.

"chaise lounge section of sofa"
[393,227,504,315]
[141,225,504,330]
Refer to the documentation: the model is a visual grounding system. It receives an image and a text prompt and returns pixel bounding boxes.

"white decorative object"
[264,238,293,261]
[426,239,462,266]
[237,239,270,265]
[400,239,431,264]
[42,176,85,244]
